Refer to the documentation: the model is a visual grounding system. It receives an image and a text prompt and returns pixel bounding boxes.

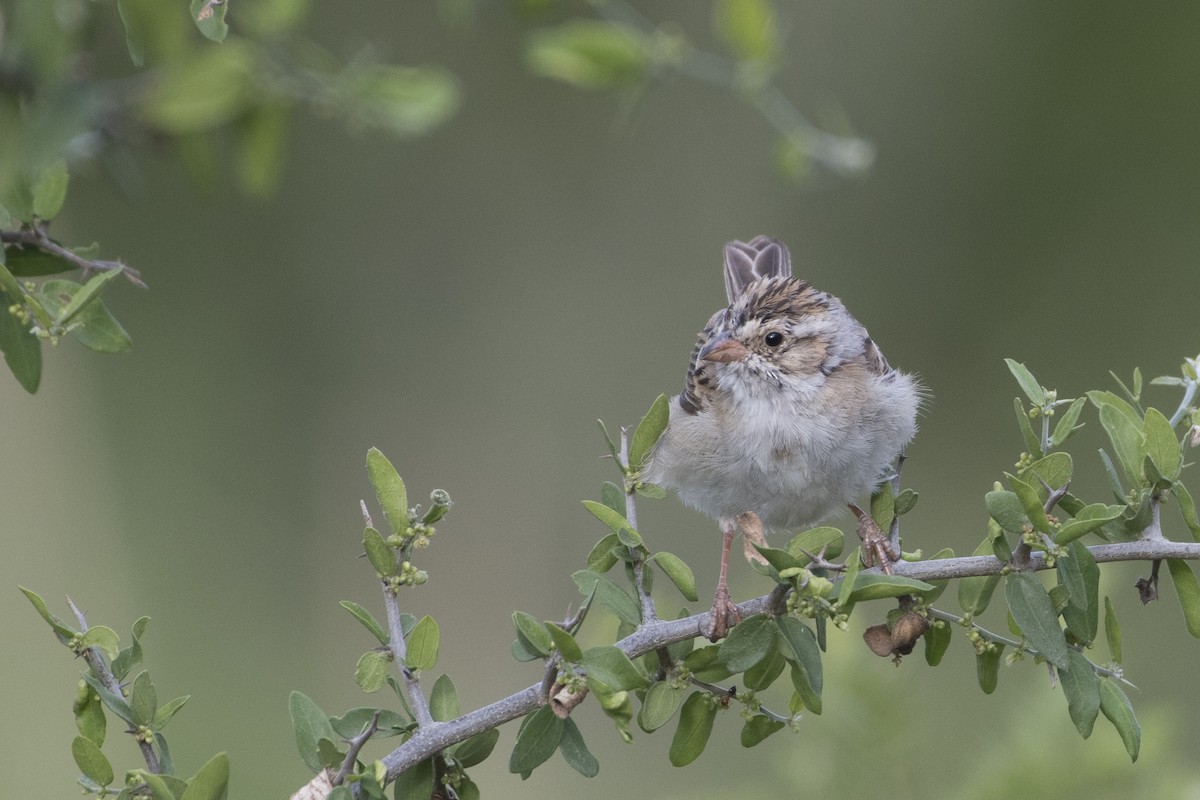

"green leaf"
[141,45,255,133]
[19,586,75,642]
[1005,472,1051,533]
[597,419,621,466]
[600,481,625,515]
[72,735,114,786]
[406,616,439,671]
[362,526,396,577]
[393,757,435,800]
[544,622,583,662]
[1104,596,1122,663]
[894,489,919,517]
[526,21,650,90]
[190,0,229,43]
[1019,452,1074,494]
[649,552,698,602]
[1054,503,1125,545]
[336,65,460,138]
[0,289,42,393]
[1098,404,1143,486]
[717,615,775,672]
[714,0,778,62]
[1099,677,1140,761]
[846,573,934,602]
[837,546,862,608]
[512,611,552,657]
[509,706,564,774]
[65,295,132,354]
[140,772,178,800]
[558,717,600,777]
[741,714,785,747]
[289,691,336,773]
[74,682,106,745]
[638,681,685,732]
[582,645,650,690]
[985,490,1027,534]
[787,526,845,563]
[1051,397,1088,446]
[1058,649,1100,738]
[51,269,122,329]
[1014,397,1043,458]
[1005,572,1070,668]
[1060,541,1100,644]
[1142,407,1182,483]
[1166,559,1200,638]
[340,601,389,645]
[582,500,642,548]
[1174,482,1200,541]
[629,394,669,471]
[366,448,407,537]
[429,674,459,722]
[870,481,895,530]
[743,639,785,691]
[586,533,621,573]
[669,691,717,766]
[354,650,390,693]
[130,671,157,727]
[82,673,134,725]
[452,728,500,768]
[976,644,1003,694]
[180,751,229,800]
[236,101,290,196]
[152,695,189,730]
[1087,390,1141,425]
[1005,358,1046,405]
[776,616,822,704]
[31,159,69,219]
[923,621,952,666]
[330,708,411,740]
[572,570,640,626]
[80,625,120,660]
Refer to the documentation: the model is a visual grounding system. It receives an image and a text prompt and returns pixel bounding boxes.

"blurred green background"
[5,2,1200,797]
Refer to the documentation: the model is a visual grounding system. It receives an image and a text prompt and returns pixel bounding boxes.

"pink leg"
[708,519,742,641]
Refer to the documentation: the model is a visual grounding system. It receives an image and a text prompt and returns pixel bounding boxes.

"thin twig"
[331,709,383,787]
[619,426,658,624]
[688,676,795,724]
[1,224,147,288]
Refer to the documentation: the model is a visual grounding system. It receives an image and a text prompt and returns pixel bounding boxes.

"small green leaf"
[1054,504,1125,545]
[787,526,844,562]
[65,297,133,354]
[31,159,69,219]
[1099,677,1140,761]
[288,691,336,774]
[509,706,564,774]
[740,714,785,748]
[190,0,229,43]
[1051,397,1088,446]
[79,626,120,660]
[1014,397,1044,458]
[582,500,642,548]
[362,526,396,577]
[714,0,778,62]
[1166,559,1200,638]
[429,674,459,722]
[743,639,785,691]
[1142,407,1182,483]
[1098,404,1144,486]
[1104,596,1122,663]
[650,552,698,602]
[512,611,552,657]
[330,708,411,740]
[1005,358,1046,405]
[1019,452,1074,494]
[366,448,407,537]
[558,717,600,777]
[669,692,717,766]
[718,615,775,672]
[1058,649,1100,738]
[638,681,685,732]
[354,650,390,692]
[544,622,583,662]
[894,489,919,516]
[629,394,669,471]
[870,481,895,530]
[406,616,439,671]
[837,546,862,608]
[152,695,189,730]
[72,735,114,786]
[572,570,640,626]
[1005,472,1051,534]
[1060,541,1100,644]
[526,21,650,90]
[597,419,621,466]
[452,728,500,768]
[976,644,1003,694]
[776,616,822,704]
[1087,390,1142,426]
[130,671,157,727]
[582,645,650,690]
[0,289,42,393]
[985,490,1027,534]
[923,621,952,666]
[1174,482,1200,541]
[82,673,134,725]
[74,683,106,745]
[180,751,229,800]
[1005,572,1070,668]
[340,600,389,645]
[586,533,621,573]
[600,481,624,514]
[335,64,460,138]
[636,482,667,499]
[52,267,122,328]
[19,586,74,641]
[393,757,435,800]
[846,573,934,602]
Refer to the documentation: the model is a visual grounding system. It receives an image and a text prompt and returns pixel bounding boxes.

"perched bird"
[647,236,920,639]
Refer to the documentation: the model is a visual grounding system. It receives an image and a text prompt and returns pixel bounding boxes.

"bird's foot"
[706,582,741,642]
[851,505,899,575]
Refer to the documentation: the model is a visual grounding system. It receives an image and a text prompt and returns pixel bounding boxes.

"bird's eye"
[764,331,784,347]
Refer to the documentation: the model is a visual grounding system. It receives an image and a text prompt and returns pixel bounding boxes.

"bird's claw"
[706,584,741,642]
[853,506,899,575]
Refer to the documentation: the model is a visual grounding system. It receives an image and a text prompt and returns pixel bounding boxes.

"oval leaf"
[512,611,552,657]
[650,552,698,602]
[339,600,389,645]
[1005,572,1070,668]
[717,614,774,673]
[288,691,335,774]
[582,645,650,691]
[354,650,390,693]
[180,751,229,800]
[508,706,564,774]
[393,757,434,800]
[846,573,934,602]
[362,526,396,577]
[366,448,408,536]
[406,616,439,671]
[1099,677,1141,761]
[558,717,599,777]
[629,394,669,471]
[1166,559,1200,638]
[72,735,114,786]
[1058,649,1100,738]
[669,692,717,767]
[638,681,685,732]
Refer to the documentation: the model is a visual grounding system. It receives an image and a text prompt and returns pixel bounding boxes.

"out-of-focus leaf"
[0,288,41,393]
[526,21,649,90]
[669,692,717,767]
[50,269,122,328]
[117,0,188,66]
[31,159,68,219]
[629,394,669,471]
[336,65,460,137]
[1166,559,1200,638]
[1058,649,1100,738]
[1099,678,1140,761]
[237,103,290,196]
[3,246,74,276]
[1006,572,1069,668]
[1104,595,1122,663]
[190,0,229,42]
[140,44,257,133]
[714,0,778,62]
[508,706,563,774]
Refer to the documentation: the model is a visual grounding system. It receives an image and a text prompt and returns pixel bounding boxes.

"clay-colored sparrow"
[647,236,920,639]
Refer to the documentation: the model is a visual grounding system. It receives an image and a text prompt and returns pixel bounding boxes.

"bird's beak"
[699,335,750,364]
